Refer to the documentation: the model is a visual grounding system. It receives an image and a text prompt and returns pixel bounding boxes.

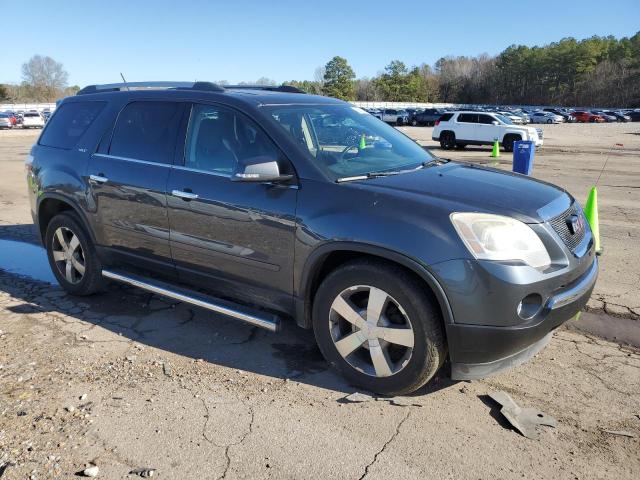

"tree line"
[287,32,640,108]
[3,32,638,107]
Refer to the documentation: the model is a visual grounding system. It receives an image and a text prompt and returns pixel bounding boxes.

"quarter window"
[184,104,282,175]
[39,101,106,149]
[109,101,183,164]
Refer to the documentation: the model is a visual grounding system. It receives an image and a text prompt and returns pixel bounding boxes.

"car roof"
[69,82,345,109]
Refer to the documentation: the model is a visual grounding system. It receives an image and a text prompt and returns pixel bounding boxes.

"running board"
[101,269,281,332]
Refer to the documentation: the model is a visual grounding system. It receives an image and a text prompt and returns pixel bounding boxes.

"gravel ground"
[0,125,639,479]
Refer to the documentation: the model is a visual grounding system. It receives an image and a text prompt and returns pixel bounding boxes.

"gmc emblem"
[566,214,585,235]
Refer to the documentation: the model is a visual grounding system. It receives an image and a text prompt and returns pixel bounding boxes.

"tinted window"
[110,101,183,164]
[439,113,454,122]
[184,104,281,175]
[478,114,495,124]
[457,114,477,123]
[39,101,106,149]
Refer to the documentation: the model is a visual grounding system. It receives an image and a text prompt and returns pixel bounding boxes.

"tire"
[546,119,553,124]
[502,135,520,152]
[411,119,418,126]
[45,212,104,295]
[439,131,456,150]
[312,259,446,395]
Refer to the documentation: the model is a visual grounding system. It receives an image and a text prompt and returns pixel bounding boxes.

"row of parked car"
[364,106,640,127]
[0,109,49,129]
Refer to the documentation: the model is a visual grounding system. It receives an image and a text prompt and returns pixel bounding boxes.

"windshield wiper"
[336,171,402,183]
[422,158,450,167]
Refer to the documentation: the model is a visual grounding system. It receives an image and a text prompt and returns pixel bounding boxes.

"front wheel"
[312,260,446,395]
[411,119,418,126]
[45,212,105,295]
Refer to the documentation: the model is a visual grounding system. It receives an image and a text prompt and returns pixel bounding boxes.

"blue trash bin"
[513,140,535,175]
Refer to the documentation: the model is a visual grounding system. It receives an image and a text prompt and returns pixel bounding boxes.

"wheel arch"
[36,194,95,245]
[295,242,454,330]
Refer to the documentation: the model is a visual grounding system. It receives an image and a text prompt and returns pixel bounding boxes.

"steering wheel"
[339,144,360,162]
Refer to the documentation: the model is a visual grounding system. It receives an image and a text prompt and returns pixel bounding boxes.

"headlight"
[450,213,551,268]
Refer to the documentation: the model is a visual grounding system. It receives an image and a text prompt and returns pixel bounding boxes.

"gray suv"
[26,81,597,394]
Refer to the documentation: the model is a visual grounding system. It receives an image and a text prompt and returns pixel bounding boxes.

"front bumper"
[431,227,597,379]
[448,257,597,380]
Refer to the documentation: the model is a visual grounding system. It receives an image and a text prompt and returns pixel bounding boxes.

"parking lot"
[0,124,639,479]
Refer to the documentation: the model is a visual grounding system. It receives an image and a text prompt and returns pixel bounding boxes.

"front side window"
[265,104,435,180]
[110,101,183,164]
[184,104,282,175]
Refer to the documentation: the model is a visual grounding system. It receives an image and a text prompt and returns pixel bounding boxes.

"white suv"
[22,112,45,129]
[432,111,543,151]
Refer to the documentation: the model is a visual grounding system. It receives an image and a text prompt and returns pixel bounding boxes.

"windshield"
[495,114,513,125]
[263,104,435,180]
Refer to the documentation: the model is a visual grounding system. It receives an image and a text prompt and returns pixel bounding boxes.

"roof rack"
[224,85,306,94]
[76,81,225,95]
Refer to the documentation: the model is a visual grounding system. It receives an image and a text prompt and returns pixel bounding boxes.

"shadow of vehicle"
[0,223,459,396]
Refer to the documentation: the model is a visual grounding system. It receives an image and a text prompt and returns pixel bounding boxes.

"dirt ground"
[0,125,639,479]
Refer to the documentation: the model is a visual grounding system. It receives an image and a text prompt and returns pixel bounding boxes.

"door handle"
[89,174,108,184]
[172,189,199,200]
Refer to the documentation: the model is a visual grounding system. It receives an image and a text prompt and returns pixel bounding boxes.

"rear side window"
[39,101,106,149]
[457,114,477,123]
[439,113,453,122]
[109,101,183,164]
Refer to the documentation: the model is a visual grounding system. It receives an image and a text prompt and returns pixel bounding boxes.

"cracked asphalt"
[1,126,639,479]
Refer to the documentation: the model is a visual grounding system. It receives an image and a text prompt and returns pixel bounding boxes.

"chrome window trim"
[92,153,171,167]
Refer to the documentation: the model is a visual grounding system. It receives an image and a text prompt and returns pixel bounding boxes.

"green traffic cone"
[584,186,601,254]
[490,140,500,158]
[359,134,366,150]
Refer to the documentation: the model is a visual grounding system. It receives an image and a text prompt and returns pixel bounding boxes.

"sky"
[2,0,639,87]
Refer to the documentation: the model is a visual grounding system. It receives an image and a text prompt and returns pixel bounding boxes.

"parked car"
[28,81,596,395]
[604,111,630,122]
[530,111,563,124]
[0,113,14,129]
[570,111,604,123]
[380,108,409,125]
[414,108,447,126]
[22,112,45,128]
[432,111,543,151]
[591,110,617,122]
[497,111,524,124]
[543,108,576,123]
[628,110,640,122]
[404,108,422,126]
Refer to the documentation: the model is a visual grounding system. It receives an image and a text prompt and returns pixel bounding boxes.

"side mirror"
[492,120,499,125]
[232,156,293,183]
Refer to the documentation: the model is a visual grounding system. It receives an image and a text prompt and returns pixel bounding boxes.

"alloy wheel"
[328,285,414,378]
[51,227,86,284]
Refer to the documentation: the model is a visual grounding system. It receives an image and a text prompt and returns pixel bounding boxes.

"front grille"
[549,203,586,251]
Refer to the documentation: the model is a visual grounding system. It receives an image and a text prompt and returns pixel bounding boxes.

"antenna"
[119,73,130,91]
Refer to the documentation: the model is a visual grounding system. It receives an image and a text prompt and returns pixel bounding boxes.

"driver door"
[166,103,298,311]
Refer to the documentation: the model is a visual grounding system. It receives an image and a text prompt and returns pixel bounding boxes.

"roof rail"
[76,81,225,95]
[224,85,306,94]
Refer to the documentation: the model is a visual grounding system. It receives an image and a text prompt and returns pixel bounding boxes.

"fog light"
[518,293,543,319]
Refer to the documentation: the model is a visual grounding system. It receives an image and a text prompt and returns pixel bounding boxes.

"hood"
[358,162,571,223]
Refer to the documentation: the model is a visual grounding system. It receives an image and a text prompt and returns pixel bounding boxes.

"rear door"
[166,103,298,311]
[87,100,186,276]
[455,113,477,141]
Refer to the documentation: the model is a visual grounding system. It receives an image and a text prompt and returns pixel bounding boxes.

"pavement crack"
[358,411,410,480]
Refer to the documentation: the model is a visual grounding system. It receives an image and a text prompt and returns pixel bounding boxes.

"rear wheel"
[312,260,446,395]
[45,212,104,295]
[439,131,456,150]
[411,118,418,126]
[546,119,553,124]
